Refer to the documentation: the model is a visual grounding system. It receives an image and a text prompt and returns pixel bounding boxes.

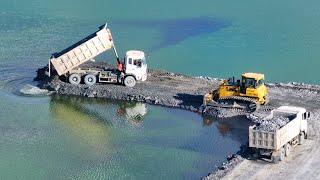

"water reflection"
[49,94,251,149]
[203,115,230,136]
[203,114,254,143]
[48,95,251,179]
[50,95,147,125]
[117,101,147,126]
[49,95,148,160]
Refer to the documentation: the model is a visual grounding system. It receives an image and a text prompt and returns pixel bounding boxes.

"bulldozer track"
[217,96,260,113]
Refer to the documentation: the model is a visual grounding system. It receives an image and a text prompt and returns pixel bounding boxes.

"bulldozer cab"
[240,73,265,94]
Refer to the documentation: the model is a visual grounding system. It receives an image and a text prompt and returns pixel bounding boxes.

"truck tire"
[298,132,304,145]
[69,74,81,85]
[284,143,291,157]
[84,74,96,86]
[279,147,285,161]
[124,76,136,87]
[271,155,280,164]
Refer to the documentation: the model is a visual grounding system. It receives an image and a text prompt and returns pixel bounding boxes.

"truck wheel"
[84,74,96,86]
[298,132,304,145]
[271,155,280,164]
[284,143,291,157]
[279,147,285,161]
[69,74,81,85]
[124,76,136,87]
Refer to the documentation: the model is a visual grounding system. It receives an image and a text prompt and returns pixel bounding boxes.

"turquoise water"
[1,0,320,179]
[0,94,249,179]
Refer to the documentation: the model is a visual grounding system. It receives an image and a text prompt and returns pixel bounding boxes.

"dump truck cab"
[124,50,147,82]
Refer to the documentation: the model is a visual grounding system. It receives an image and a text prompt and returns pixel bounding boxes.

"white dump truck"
[47,23,147,87]
[248,106,310,163]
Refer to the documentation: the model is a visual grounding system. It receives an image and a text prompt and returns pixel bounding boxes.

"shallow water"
[0,92,251,179]
[0,0,319,179]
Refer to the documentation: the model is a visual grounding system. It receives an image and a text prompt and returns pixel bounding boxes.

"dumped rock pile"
[254,116,290,132]
[203,107,246,118]
[202,155,245,180]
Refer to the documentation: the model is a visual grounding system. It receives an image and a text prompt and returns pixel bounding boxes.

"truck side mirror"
[307,112,310,119]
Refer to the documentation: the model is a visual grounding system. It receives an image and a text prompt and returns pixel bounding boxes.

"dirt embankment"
[35,63,274,118]
[35,63,320,180]
[36,63,221,114]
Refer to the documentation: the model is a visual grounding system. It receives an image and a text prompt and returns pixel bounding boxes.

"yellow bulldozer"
[203,72,269,112]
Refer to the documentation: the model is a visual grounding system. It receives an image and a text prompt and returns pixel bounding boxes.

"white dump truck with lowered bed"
[248,106,310,163]
[47,23,147,87]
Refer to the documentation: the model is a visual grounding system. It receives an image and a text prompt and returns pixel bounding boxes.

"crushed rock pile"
[254,116,290,132]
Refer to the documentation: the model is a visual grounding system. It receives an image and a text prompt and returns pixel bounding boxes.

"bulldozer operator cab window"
[243,78,256,88]
[256,79,264,87]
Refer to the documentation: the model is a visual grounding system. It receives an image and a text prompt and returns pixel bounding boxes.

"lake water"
[1,0,319,179]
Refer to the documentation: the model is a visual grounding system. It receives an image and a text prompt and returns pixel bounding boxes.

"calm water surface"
[1,0,319,179]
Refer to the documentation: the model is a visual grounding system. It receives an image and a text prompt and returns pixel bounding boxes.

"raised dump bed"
[50,24,113,76]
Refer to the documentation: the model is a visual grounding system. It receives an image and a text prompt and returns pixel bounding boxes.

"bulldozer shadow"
[173,93,204,107]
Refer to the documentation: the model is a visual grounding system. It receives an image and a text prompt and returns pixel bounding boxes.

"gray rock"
[254,116,290,132]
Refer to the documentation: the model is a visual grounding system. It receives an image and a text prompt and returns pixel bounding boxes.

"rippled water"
[1,0,319,179]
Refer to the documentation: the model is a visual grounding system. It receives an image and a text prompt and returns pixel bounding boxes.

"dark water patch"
[132,115,252,155]
[116,17,231,51]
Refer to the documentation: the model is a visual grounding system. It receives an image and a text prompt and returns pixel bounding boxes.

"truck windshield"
[133,59,142,67]
[133,58,146,67]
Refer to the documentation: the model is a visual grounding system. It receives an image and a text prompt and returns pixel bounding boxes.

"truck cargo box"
[249,106,308,151]
[50,24,113,76]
